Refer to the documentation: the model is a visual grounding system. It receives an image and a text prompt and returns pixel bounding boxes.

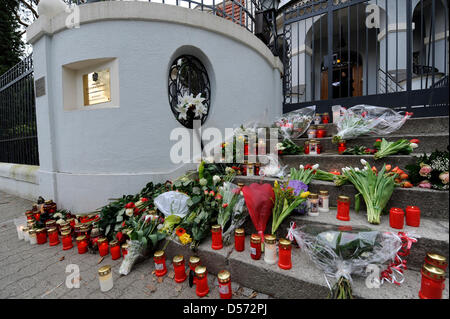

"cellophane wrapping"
[221,183,247,246]
[334,105,411,141]
[273,106,316,140]
[119,240,146,276]
[290,224,402,284]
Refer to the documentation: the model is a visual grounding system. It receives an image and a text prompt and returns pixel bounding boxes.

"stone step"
[164,234,449,299]
[291,116,449,137]
[279,153,417,172]
[288,133,449,154]
[234,176,449,220]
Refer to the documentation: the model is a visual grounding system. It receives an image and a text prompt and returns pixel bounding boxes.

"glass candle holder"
[211,225,223,250]
[250,234,262,260]
[29,229,37,245]
[58,221,70,233]
[309,140,319,155]
[307,126,317,139]
[121,243,129,258]
[23,227,30,242]
[316,125,327,138]
[304,141,309,154]
[46,227,58,246]
[172,255,187,283]
[425,253,448,271]
[318,190,329,213]
[25,211,34,221]
[314,114,322,125]
[278,239,292,270]
[76,235,88,254]
[218,270,232,299]
[45,220,56,232]
[189,256,201,285]
[16,224,25,240]
[97,238,109,257]
[389,208,405,229]
[338,140,347,154]
[153,250,168,277]
[110,240,121,260]
[322,112,330,124]
[255,163,261,176]
[234,228,245,252]
[307,193,319,216]
[98,265,113,292]
[36,228,47,245]
[61,230,73,250]
[66,218,76,230]
[247,163,254,176]
[264,235,277,265]
[337,196,351,221]
[405,206,420,227]
[43,200,57,215]
[419,264,445,299]
[195,266,209,297]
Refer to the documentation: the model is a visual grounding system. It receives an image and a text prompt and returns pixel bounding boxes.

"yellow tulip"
[300,191,310,199]
[179,233,192,245]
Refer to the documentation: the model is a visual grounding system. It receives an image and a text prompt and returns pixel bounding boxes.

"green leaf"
[105,225,111,235]
[116,215,123,223]
[354,193,360,213]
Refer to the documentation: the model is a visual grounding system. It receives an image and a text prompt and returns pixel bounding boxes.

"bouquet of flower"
[259,154,287,178]
[312,169,349,186]
[273,106,316,139]
[174,92,207,122]
[271,180,309,234]
[342,159,398,224]
[289,164,319,185]
[289,224,405,299]
[119,213,166,275]
[406,150,449,190]
[276,139,304,155]
[217,182,247,245]
[332,105,411,143]
[374,138,419,159]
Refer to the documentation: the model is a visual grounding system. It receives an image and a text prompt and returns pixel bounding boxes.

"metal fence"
[281,0,449,117]
[0,55,39,165]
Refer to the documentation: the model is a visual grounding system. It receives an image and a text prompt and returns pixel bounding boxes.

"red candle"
[304,142,309,154]
[250,234,261,260]
[211,225,223,250]
[316,126,327,138]
[218,270,232,299]
[172,255,187,283]
[36,228,47,245]
[424,253,448,271]
[278,239,292,270]
[322,113,330,124]
[153,250,167,277]
[419,264,445,299]
[189,256,201,285]
[244,142,249,156]
[195,266,209,297]
[389,207,404,229]
[48,227,59,246]
[405,206,420,227]
[336,196,350,221]
[76,235,88,254]
[338,140,347,154]
[121,243,128,258]
[98,238,109,257]
[234,228,245,252]
[61,230,73,250]
[110,240,121,260]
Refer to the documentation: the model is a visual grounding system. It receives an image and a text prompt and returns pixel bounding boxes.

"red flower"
[215,194,223,201]
[222,203,229,208]
[176,227,186,237]
[204,190,209,195]
[232,166,240,171]
[125,202,135,209]
[410,139,420,144]
[209,190,215,196]
[116,231,124,243]
[141,197,149,202]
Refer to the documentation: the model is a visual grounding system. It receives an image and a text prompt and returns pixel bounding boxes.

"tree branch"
[13,11,30,28]
[18,0,39,20]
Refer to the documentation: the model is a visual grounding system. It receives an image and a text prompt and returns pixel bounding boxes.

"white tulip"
[299,164,304,169]
[312,164,319,170]
[355,167,360,172]
[410,143,418,149]
[360,159,368,166]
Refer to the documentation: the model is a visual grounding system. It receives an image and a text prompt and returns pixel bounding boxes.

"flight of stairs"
[165,116,449,299]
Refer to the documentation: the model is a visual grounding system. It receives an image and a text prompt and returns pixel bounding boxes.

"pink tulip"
[418,180,432,189]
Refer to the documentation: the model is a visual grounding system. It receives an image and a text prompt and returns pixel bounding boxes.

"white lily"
[192,93,206,106]
[299,164,304,169]
[194,103,208,118]
[178,93,193,107]
[175,104,188,120]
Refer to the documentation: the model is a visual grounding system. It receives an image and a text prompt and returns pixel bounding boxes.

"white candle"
[98,265,113,292]
[264,235,278,265]
[17,225,24,240]
[23,228,30,242]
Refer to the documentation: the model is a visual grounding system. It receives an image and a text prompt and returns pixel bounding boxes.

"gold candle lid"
[59,221,69,227]
[173,255,184,264]
[44,200,53,204]
[319,190,329,196]
[426,253,447,265]
[235,228,245,236]
[109,240,119,247]
[317,125,326,129]
[338,195,350,203]
[154,250,165,259]
[308,193,319,199]
[195,265,207,278]
[250,234,261,244]
[422,264,445,280]
[35,228,46,233]
[61,230,71,236]
[238,183,244,188]
[23,227,29,232]
[45,220,56,225]
[217,270,231,283]
[97,237,107,244]
[211,224,221,232]
[28,229,36,235]
[98,265,112,276]
[189,256,200,265]
[47,227,57,233]
[264,234,276,245]
[76,235,86,242]
[279,238,292,248]
[121,243,129,249]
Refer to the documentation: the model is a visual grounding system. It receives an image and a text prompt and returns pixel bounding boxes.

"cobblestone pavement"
[0,191,272,299]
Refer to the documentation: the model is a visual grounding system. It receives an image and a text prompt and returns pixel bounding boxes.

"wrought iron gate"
[281,0,449,117]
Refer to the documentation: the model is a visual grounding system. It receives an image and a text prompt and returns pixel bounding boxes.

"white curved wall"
[27,1,283,213]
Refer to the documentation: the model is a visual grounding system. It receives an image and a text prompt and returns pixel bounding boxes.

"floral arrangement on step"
[405,150,449,190]
[174,92,207,122]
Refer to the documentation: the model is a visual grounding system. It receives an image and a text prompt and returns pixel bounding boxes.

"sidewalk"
[0,191,271,299]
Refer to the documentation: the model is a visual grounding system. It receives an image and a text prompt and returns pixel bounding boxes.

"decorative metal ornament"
[168,55,211,129]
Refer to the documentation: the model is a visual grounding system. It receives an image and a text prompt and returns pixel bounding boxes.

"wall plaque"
[35,77,46,97]
[82,69,111,106]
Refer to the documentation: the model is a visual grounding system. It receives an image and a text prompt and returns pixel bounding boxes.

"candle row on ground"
[389,206,421,229]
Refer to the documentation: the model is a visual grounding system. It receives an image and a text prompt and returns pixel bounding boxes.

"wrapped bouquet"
[274,106,316,139]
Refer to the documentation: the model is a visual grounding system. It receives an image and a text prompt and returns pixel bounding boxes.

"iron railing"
[281,0,449,117]
[0,55,39,165]
[68,0,262,34]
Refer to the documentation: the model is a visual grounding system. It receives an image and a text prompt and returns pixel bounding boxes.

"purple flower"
[287,180,309,196]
